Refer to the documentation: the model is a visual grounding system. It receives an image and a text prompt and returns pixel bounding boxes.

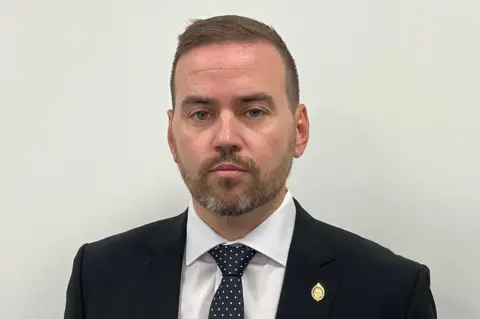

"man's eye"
[247,109,265,118]
[192,111,210,121]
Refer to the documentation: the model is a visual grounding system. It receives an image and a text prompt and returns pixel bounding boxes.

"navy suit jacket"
[64,199,437,318]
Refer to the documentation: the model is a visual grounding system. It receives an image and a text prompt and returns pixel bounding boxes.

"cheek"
[175,134,209,168]
[247,130,289,164]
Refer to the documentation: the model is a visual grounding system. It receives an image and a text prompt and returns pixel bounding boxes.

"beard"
[173,134,296,217]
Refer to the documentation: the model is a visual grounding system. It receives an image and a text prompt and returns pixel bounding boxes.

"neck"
[193,187,288,241]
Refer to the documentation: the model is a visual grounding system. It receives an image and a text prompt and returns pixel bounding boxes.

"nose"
[212,111,242,153]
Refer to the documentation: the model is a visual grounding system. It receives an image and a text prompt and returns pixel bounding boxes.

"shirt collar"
[185,191,296,267]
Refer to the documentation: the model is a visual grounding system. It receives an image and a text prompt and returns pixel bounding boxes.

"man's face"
[168,41,308,216]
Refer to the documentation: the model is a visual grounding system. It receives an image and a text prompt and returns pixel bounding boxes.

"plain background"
[1,1,479,318]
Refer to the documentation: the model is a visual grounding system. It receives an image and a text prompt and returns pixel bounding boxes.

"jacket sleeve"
[405,265,437,318]
[64,244,87,319]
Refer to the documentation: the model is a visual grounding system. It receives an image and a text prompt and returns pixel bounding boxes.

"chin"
[213,191,243,202]
[211,190,245,203]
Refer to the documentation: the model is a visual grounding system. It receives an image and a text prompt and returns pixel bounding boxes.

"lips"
[211,164,247,171]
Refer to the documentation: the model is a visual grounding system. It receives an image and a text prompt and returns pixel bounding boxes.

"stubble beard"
[174,135,296,217]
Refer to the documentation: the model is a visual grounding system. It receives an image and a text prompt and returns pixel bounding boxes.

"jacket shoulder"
[306,215,427,281]
[308,217,434,315]
[80,212,187,269]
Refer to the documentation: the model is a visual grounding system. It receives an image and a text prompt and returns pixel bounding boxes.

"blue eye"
[193,111,209,121]
[247,109,264,118]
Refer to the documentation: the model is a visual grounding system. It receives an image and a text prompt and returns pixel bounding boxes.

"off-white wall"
[1,1,479,318]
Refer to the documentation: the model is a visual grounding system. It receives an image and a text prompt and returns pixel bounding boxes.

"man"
[64,15,437,319]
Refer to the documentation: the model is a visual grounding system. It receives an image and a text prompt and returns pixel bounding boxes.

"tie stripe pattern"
[208,244,256,319]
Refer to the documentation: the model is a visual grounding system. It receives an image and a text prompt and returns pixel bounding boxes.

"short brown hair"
[170,15,299,111]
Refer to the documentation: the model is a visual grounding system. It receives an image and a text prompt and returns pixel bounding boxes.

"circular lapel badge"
[311,283,325,302]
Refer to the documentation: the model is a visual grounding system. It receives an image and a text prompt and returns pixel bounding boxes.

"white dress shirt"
[178,191,296,319]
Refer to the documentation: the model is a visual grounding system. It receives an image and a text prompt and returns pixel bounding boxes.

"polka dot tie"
[208,244,256,319]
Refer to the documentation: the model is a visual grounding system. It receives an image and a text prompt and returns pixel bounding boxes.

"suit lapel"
[133,212,188,319]
[276,199,339,319]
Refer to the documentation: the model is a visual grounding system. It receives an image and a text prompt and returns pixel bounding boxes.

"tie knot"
[208,244,256,277]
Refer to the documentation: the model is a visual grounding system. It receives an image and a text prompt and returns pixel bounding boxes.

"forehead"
[174,42,286,103]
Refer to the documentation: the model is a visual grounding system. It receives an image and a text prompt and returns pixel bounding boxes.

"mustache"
[200,150,259,174]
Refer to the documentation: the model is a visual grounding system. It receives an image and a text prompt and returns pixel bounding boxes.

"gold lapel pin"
[311,283,325,302]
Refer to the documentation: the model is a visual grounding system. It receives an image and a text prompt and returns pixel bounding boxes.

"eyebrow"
[236,93,275,108]
[181,95,216,108]
[180,92,276,110]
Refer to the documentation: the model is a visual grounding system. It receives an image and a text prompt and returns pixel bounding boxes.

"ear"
[293,104,309,158]
[167,109,178,163]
